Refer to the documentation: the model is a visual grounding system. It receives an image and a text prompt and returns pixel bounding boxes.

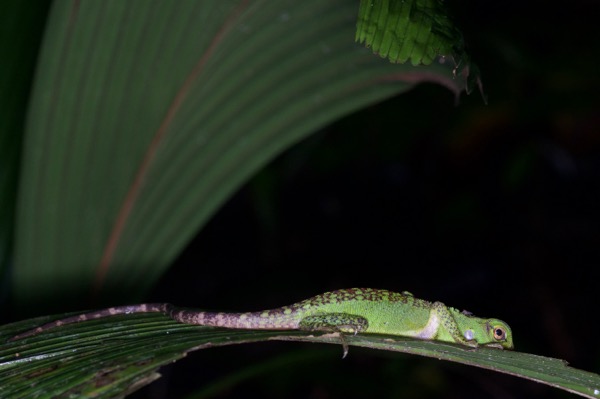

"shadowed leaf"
[14,0,470,310]
[0,1,51,283]
[2,311,599,398]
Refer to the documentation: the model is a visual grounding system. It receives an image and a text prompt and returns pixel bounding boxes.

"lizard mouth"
[483,343,505,349]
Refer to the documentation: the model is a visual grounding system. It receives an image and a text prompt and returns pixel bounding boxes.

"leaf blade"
[2,312,599,398]
[14,0,468,308]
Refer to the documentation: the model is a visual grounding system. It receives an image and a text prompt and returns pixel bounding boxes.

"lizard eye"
[493,326,506,341]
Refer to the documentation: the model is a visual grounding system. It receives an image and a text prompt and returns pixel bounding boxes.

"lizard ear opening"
[464,329,474,341]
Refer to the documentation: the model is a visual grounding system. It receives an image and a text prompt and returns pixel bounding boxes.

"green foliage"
[8,0,465,311]
[0,0,51,284]
[355,0,483,95]
[4,0,593,398]
[2,312,600,398]
[356,0,463,66]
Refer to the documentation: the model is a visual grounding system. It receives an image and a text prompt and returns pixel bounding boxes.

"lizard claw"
[339,333,349,359]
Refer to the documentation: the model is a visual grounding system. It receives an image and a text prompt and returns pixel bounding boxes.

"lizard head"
[481,318,514,349]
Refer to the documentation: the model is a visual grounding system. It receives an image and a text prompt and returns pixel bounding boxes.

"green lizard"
[10,288,513,355]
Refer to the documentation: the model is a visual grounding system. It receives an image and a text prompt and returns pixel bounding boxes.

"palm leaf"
[13,0,469,309]
[2,312,599,398]
[0,1,51,281]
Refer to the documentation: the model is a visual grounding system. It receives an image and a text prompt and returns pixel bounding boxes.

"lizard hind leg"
[298,313,368,358]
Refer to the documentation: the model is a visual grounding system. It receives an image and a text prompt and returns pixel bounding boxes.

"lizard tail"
[168,308,299,329]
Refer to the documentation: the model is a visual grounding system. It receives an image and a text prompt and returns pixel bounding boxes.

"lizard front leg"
[432,301,478,348]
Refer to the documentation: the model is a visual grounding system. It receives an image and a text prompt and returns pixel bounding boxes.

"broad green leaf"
[0,1,51,280]
[13,0,470,309]
[2,312,600,398]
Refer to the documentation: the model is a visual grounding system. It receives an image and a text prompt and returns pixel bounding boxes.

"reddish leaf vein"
[93,1,249,295]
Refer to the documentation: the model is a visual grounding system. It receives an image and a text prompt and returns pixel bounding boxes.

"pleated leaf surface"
[14,0,468,308]
[2,312,599,398]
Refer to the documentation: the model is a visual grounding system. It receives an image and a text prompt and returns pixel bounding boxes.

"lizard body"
[10,288,513,354]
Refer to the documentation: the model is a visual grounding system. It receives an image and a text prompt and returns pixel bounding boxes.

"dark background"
[139,1,600,398]
[5,0,599,398]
